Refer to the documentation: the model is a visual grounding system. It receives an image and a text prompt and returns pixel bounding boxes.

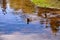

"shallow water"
[0,0,60,40]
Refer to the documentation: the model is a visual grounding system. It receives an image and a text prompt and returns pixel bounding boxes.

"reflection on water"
[49,17,60,35]
[0,0,60,40]
[1,0,7,15]
[9,0,35,13]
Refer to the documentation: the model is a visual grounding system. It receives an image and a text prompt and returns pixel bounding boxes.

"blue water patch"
[0,11,46,34]
[0,4,48,35]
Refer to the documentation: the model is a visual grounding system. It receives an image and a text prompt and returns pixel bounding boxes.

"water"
[0,0,60,40]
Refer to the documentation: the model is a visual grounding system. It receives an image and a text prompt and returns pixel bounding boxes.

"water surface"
[0,0,60,40]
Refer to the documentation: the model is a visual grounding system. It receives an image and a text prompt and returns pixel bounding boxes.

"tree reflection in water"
[37,6,60,35]
[0,0,60,35]
[49,16,60,35]
[2,0,7,15]
[9,0,35,13]
[11,0,60,35]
